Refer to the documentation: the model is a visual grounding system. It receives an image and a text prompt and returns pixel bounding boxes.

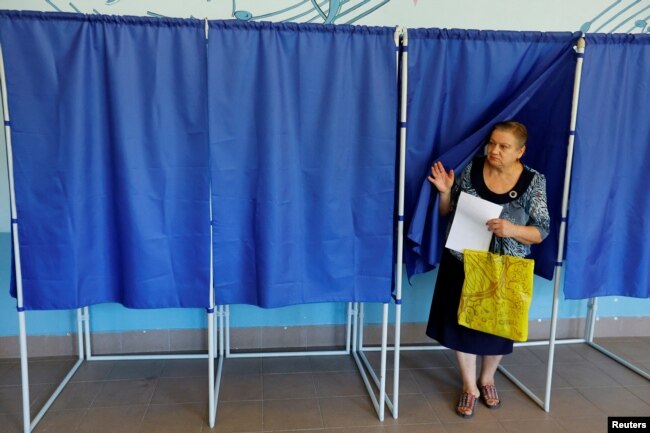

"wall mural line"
[39,0,392,24]
[580,0,650,33]
[20,0,650,33]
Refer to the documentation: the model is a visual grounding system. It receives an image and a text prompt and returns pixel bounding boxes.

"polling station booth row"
[0,10,648,432]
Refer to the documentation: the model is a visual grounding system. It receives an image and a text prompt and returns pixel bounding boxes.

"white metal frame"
[497,34,648,404]
[495,36,589,411]
[0,41,220,432]
[223,303,353,359]
[212,25,409,425]
[359,34,649,418]
[584,299,650,381]
[354,26,408,420]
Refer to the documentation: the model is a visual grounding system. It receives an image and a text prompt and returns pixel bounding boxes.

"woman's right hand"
[427,161,454,194]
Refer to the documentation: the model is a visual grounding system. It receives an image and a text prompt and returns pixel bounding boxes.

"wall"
[0,0,648,351]
[0,0,648,32]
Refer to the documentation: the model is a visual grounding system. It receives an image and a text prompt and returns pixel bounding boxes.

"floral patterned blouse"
[447,156,550,261]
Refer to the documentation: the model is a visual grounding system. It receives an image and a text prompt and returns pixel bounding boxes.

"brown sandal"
[478,384,501,409]
[456,392,479,418]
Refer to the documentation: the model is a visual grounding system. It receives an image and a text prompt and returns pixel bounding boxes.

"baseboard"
[1,316,649,358]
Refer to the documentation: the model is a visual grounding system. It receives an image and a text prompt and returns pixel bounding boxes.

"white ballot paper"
[445,191,503,253]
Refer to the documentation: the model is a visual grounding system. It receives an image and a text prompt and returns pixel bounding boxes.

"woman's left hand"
[486,218,516,238]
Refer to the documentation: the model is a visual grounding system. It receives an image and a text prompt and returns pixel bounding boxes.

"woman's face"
[485,129,525,170]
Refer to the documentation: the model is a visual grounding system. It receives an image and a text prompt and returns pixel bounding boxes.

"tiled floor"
[0,337,648,433]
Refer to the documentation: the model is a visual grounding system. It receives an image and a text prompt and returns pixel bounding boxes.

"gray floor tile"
[268,430,328,433]
[539,388,601,420]
[443,421,508,433]
[529,345,587,364]
[627,385,650,405]
[314,371,367,397]
[69,362,114,382]
[91,379,156,407]
[262,398,323,430]
[32,409,86,433]
[160,359,209,378]
[555,414,608,433]
[76,405,147,433]
[494,364,570,390]
[262,372,315,400]
[211,400,263,433]
[49,381,104,410]
[554,361,621,388]
[577,386,650,416]
[106,360,164,380]
[323,427,387,433]
[221,358,262,375]
[383,369,420,395]
[383,425,448,433]
[140,403,205,433]
[261,356,312,374]
[399,349,454,370]
[500,419,567,433]
[389,393,440,425]
[0,385,29,414]
[583,355,650,387]
[501,347,545,367]
[1,383,60,416]
[594,338,650,361]
[0,412,25,433]
[360,350,399,371]
[220,373,262,401]
[319,396,385,428]
[151,377,208,404]
[0,360,74,386]
[488,389,554,422]
[410,367,461,394]
[308,355,357,372]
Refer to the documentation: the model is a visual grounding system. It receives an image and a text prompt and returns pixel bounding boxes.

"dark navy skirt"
[426,249,513,356]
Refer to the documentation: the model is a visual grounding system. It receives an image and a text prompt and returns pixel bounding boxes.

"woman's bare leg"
[455,351,480,396]
[478,355,502,386]
[455,351,480,417]
[478,354,503,408]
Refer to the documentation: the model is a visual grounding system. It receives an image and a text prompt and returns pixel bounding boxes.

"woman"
[426,121,550,418]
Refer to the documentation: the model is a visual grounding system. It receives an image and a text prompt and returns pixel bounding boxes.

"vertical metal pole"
[378,304,389,421]
[345,302,352,353]
[83,306,92,359]
[352,302,359,353]
[1,42,32,433]
[544,36,586,412]
[17,313,30,433]
[586,297,598,342]
[219,305,225,356]
[76,309,84,360]
[204,18,217,428]
[208,305,215,426]
[392,26,408,419]
[225,305,231,357]
[358,303,365,350]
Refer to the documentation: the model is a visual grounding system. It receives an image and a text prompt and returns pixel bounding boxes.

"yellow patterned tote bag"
[458,250,534,342]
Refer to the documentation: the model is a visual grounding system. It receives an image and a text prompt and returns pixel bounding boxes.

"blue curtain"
[208,21,397,307]
[405,30,579,280]
[0,12,211,309]
[564,34,650,299]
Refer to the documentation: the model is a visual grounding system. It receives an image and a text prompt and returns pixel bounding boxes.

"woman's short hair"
[492,121,528,148]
